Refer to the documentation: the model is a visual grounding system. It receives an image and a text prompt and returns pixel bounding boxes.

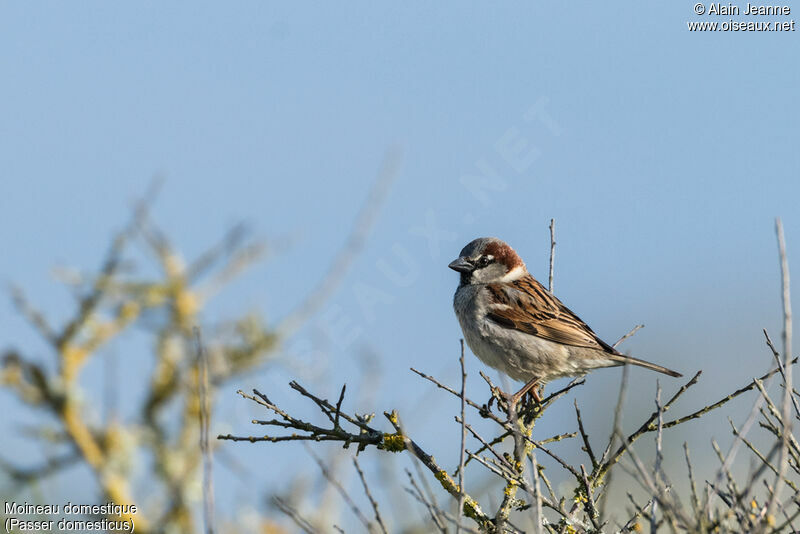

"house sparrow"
[449,237,681,404]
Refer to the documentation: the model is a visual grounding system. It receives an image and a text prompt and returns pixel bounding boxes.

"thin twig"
[466,451,516,480]
[383,411,494,530]
[411,367,507,427]
[616,429,689,529]
[574,400,598,469]
[711,439,746,526]
[353,456,388,534]
[613,324,645,349]
[304,445,372,530]
[0,453,80,483]
[729,419,799,492]
[620,494,655,533]
[458,419,513,471]
[194,327,215,534]
[548,218,555,293]
[764,329,800,421]
[334,383,347,430]
[406,469,486,534]
[531,453,544,534]
[652,381,663,534]
[9,286,57,345]
[404,469,448,533]
[598,363,629,521]
[273,496,320,534]
[579,464,600,530]
[457,339,468,534]
[768,217,793,522]
[495,397,524,532]
[409,454,446,529]
[684,443,701,519]
[540,378,586,407]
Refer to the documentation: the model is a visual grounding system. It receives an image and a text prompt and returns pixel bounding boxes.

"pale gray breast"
[453,285,485,328]
[453,285,515,374]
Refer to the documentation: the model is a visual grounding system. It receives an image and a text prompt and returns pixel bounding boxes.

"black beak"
[448,257,474,273]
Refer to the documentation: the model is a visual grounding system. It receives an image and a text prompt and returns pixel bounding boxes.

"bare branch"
[304,445,372,531]
[273,496,321,534]
[548,218,555,293]
[457,339,468,534]
[763,329,800,421]
[768,217,794,522]
[194,328,215,534]
[353,456,388,534]
[613,324,645,350]
[594,370,702,486]
[574,400,598,470]
[404,469,448,534]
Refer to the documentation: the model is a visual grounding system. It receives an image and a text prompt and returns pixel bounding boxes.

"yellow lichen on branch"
[381,432,406,452]
[3,203,275,534]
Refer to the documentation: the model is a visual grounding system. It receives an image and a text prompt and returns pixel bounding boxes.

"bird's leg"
[505,379,543,422]
[511,377,541,406]
[527,383,544,405]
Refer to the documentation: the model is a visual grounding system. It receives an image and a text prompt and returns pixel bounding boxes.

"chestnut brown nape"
[483,240,525,271]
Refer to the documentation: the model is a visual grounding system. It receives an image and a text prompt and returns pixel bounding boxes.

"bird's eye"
[477,255,492,267]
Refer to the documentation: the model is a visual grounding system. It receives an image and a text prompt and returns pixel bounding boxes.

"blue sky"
[1,1,798,529]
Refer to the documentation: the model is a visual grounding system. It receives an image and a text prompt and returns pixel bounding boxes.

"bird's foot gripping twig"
[482,373,543,416]
[485,385,509,413]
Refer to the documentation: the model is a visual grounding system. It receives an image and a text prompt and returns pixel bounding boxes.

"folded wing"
[485,275,617,353]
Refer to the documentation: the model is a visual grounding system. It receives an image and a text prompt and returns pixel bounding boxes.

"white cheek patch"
[499,266,525,282]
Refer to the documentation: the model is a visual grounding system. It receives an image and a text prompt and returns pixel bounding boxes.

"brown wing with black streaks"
[484,274,618,353]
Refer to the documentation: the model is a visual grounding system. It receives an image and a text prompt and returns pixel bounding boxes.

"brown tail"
[607,354,682,377]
